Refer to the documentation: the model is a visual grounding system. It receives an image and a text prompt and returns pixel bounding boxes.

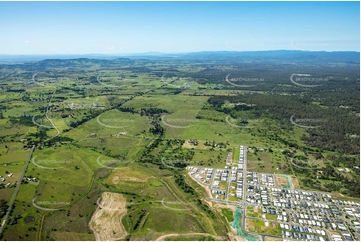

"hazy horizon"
[0,49,360,57]
[0,1,359,55]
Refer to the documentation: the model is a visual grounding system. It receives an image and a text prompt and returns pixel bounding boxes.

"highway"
[0,145,35,236]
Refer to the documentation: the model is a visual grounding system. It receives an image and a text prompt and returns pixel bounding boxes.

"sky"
[0,1,359,55]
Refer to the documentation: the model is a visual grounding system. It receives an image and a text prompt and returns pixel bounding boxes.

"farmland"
[0,52,359,241]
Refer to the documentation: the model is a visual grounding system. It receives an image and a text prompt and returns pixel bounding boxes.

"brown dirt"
[265,236,283,241]
[228,232,247,241]
[291,176,299,188]
[111,175,148,184]
[89,192,128,241]
[155,233,223,241]
[276,175,288,187]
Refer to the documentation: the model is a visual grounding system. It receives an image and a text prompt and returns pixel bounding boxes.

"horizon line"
[0,49,360,56]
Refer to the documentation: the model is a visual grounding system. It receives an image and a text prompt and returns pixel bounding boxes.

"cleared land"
[89,192,128,241]
[245,218,282,237]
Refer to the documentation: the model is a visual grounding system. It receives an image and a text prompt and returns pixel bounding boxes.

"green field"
[245,218,282,237]
[0,55,359,241]
[221,208,234,222]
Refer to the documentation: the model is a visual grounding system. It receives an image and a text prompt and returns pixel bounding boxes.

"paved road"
[191,146,356,241]
[247,231,282,241]
[0,145,35,236]
[44,89,60,142]
[241,146,248,233]
[225,162,232,200]
[32,73,37,83]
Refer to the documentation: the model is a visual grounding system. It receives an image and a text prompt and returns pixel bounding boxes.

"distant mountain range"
[0,50,359,64]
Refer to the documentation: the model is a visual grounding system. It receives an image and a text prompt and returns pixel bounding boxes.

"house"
[8,173,13,177]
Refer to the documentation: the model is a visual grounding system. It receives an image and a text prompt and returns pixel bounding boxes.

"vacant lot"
[89,192,128,241]
[247,151,273,173]
[245,218,281,236]
[276,175,292,189]
[291,176,299,189]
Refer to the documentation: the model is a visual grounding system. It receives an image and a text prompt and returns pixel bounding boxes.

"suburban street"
[187,145,360,241]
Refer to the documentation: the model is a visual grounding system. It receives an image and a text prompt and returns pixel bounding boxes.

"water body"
[231,206,259,241]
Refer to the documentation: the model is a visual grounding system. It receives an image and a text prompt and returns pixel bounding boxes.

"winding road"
[44,89,61,142]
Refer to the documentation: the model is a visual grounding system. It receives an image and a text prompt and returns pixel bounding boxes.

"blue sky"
[0,1,359,54]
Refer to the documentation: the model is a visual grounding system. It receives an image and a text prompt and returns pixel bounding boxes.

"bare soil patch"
[291,176,299,188]
[89,192,128,241]
[155,233,223,241]
[112,175,147,184]
[276,175,288,188]
[265,236,283,241]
